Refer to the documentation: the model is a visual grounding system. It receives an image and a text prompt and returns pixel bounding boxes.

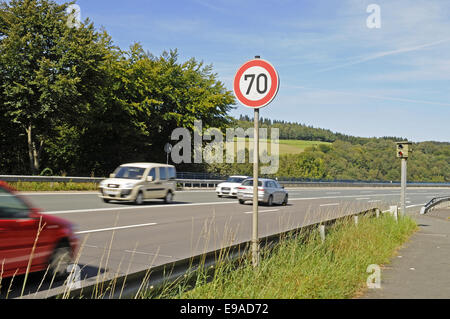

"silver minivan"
[99,163,176,204]
[237,178,288,206]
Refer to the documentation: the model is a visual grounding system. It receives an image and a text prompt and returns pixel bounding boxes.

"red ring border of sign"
[234,59,279,108]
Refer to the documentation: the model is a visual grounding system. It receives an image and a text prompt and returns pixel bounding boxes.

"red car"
[0,181,79,279]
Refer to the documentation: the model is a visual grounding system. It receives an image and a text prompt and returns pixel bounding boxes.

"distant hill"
[236,115,408,144]
[207,116,450,182]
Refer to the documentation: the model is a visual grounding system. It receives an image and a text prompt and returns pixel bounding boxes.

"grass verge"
[148,213,417,299]
[7,181,99,192]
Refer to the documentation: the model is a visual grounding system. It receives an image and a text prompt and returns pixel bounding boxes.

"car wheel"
[267,195,273,206]
[282,195,288,206]
[239,199,245,204]
[48,244,72,280]
[164,191,173,204]
[218,195,223,198]
[102,198,110,203]
[135,192,144,205]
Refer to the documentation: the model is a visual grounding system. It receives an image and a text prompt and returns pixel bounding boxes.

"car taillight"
[237,187,246,190]
[258,187,264,191]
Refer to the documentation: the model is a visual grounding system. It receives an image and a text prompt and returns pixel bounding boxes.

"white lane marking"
[244,209,279,214]
[45,201,236,215]
[320,203,340,207]
[124,250,173,258]
[356,198,370,200]
[75,222,157,234]
[326,192,341,194]
[368,200,381,203]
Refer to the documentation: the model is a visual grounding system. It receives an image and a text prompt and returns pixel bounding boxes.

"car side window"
[148,168,156,181]
[266,181,273,188]
[168,167,176,180]
[159,167,167,180]
[0,188,30,219]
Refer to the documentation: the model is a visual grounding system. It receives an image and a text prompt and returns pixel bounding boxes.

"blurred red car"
[0,181,79,279]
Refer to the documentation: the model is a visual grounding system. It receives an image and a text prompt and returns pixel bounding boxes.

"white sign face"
[238,66,273,101]
[234,59,279,109]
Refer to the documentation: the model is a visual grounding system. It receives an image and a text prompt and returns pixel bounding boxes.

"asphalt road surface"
[5,187,449,298]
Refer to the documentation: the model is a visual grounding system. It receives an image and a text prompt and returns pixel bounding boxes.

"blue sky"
[62,0,450,142]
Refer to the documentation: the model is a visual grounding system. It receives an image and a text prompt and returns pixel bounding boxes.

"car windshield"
[241,180,263,187]
[226,177,246,183]
[114,166,146,180]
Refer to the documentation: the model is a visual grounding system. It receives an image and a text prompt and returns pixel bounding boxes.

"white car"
[216,176,249,198]
[99,163,176,204]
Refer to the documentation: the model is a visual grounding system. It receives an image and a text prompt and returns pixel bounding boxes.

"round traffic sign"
[164,143,172,154]
[233,59,279,108]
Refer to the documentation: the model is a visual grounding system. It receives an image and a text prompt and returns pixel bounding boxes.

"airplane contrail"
[317,38,450,73]
[293,85,450,107]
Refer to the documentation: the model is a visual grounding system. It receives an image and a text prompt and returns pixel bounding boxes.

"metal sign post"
[233,55,279,267]
[252,107,260,267]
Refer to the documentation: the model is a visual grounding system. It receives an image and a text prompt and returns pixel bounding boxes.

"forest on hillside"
[206,117,450,183]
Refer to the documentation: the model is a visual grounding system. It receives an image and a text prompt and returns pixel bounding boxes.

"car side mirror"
[147,176,154,182]
[109,174,115,178]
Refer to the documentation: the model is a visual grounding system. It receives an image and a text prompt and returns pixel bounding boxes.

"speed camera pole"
[396,141,412,216]
[233,55,279,268]
[400,157,407,216]
[252,107,260,267]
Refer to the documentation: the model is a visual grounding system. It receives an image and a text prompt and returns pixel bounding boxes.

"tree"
[0,0,111,174]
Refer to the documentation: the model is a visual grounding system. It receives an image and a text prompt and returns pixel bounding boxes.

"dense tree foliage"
[0,0,234,176]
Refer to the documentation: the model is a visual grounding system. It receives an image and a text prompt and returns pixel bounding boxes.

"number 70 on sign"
[233,59,280,109]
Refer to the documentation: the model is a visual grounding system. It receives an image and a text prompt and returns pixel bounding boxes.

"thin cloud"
[317,38,450,73]
[291,85,450,107]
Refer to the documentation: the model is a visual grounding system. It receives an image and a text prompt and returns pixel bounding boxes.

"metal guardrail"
[177,178,224,188]
[24,207,381,299]
[420,196,450,215]
[0,175,104,183]
[1,175,449,188]
[0,175,225,188]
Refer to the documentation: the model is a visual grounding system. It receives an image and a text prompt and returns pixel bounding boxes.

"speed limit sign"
[233,58,279,108]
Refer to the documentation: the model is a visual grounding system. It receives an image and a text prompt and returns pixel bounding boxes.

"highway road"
[4,187,449,298]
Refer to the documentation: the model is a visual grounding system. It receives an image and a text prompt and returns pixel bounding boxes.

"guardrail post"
[354,215,358,225]
[390,205,398,222]
[319,225,326,243]
[376,208,380,218]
